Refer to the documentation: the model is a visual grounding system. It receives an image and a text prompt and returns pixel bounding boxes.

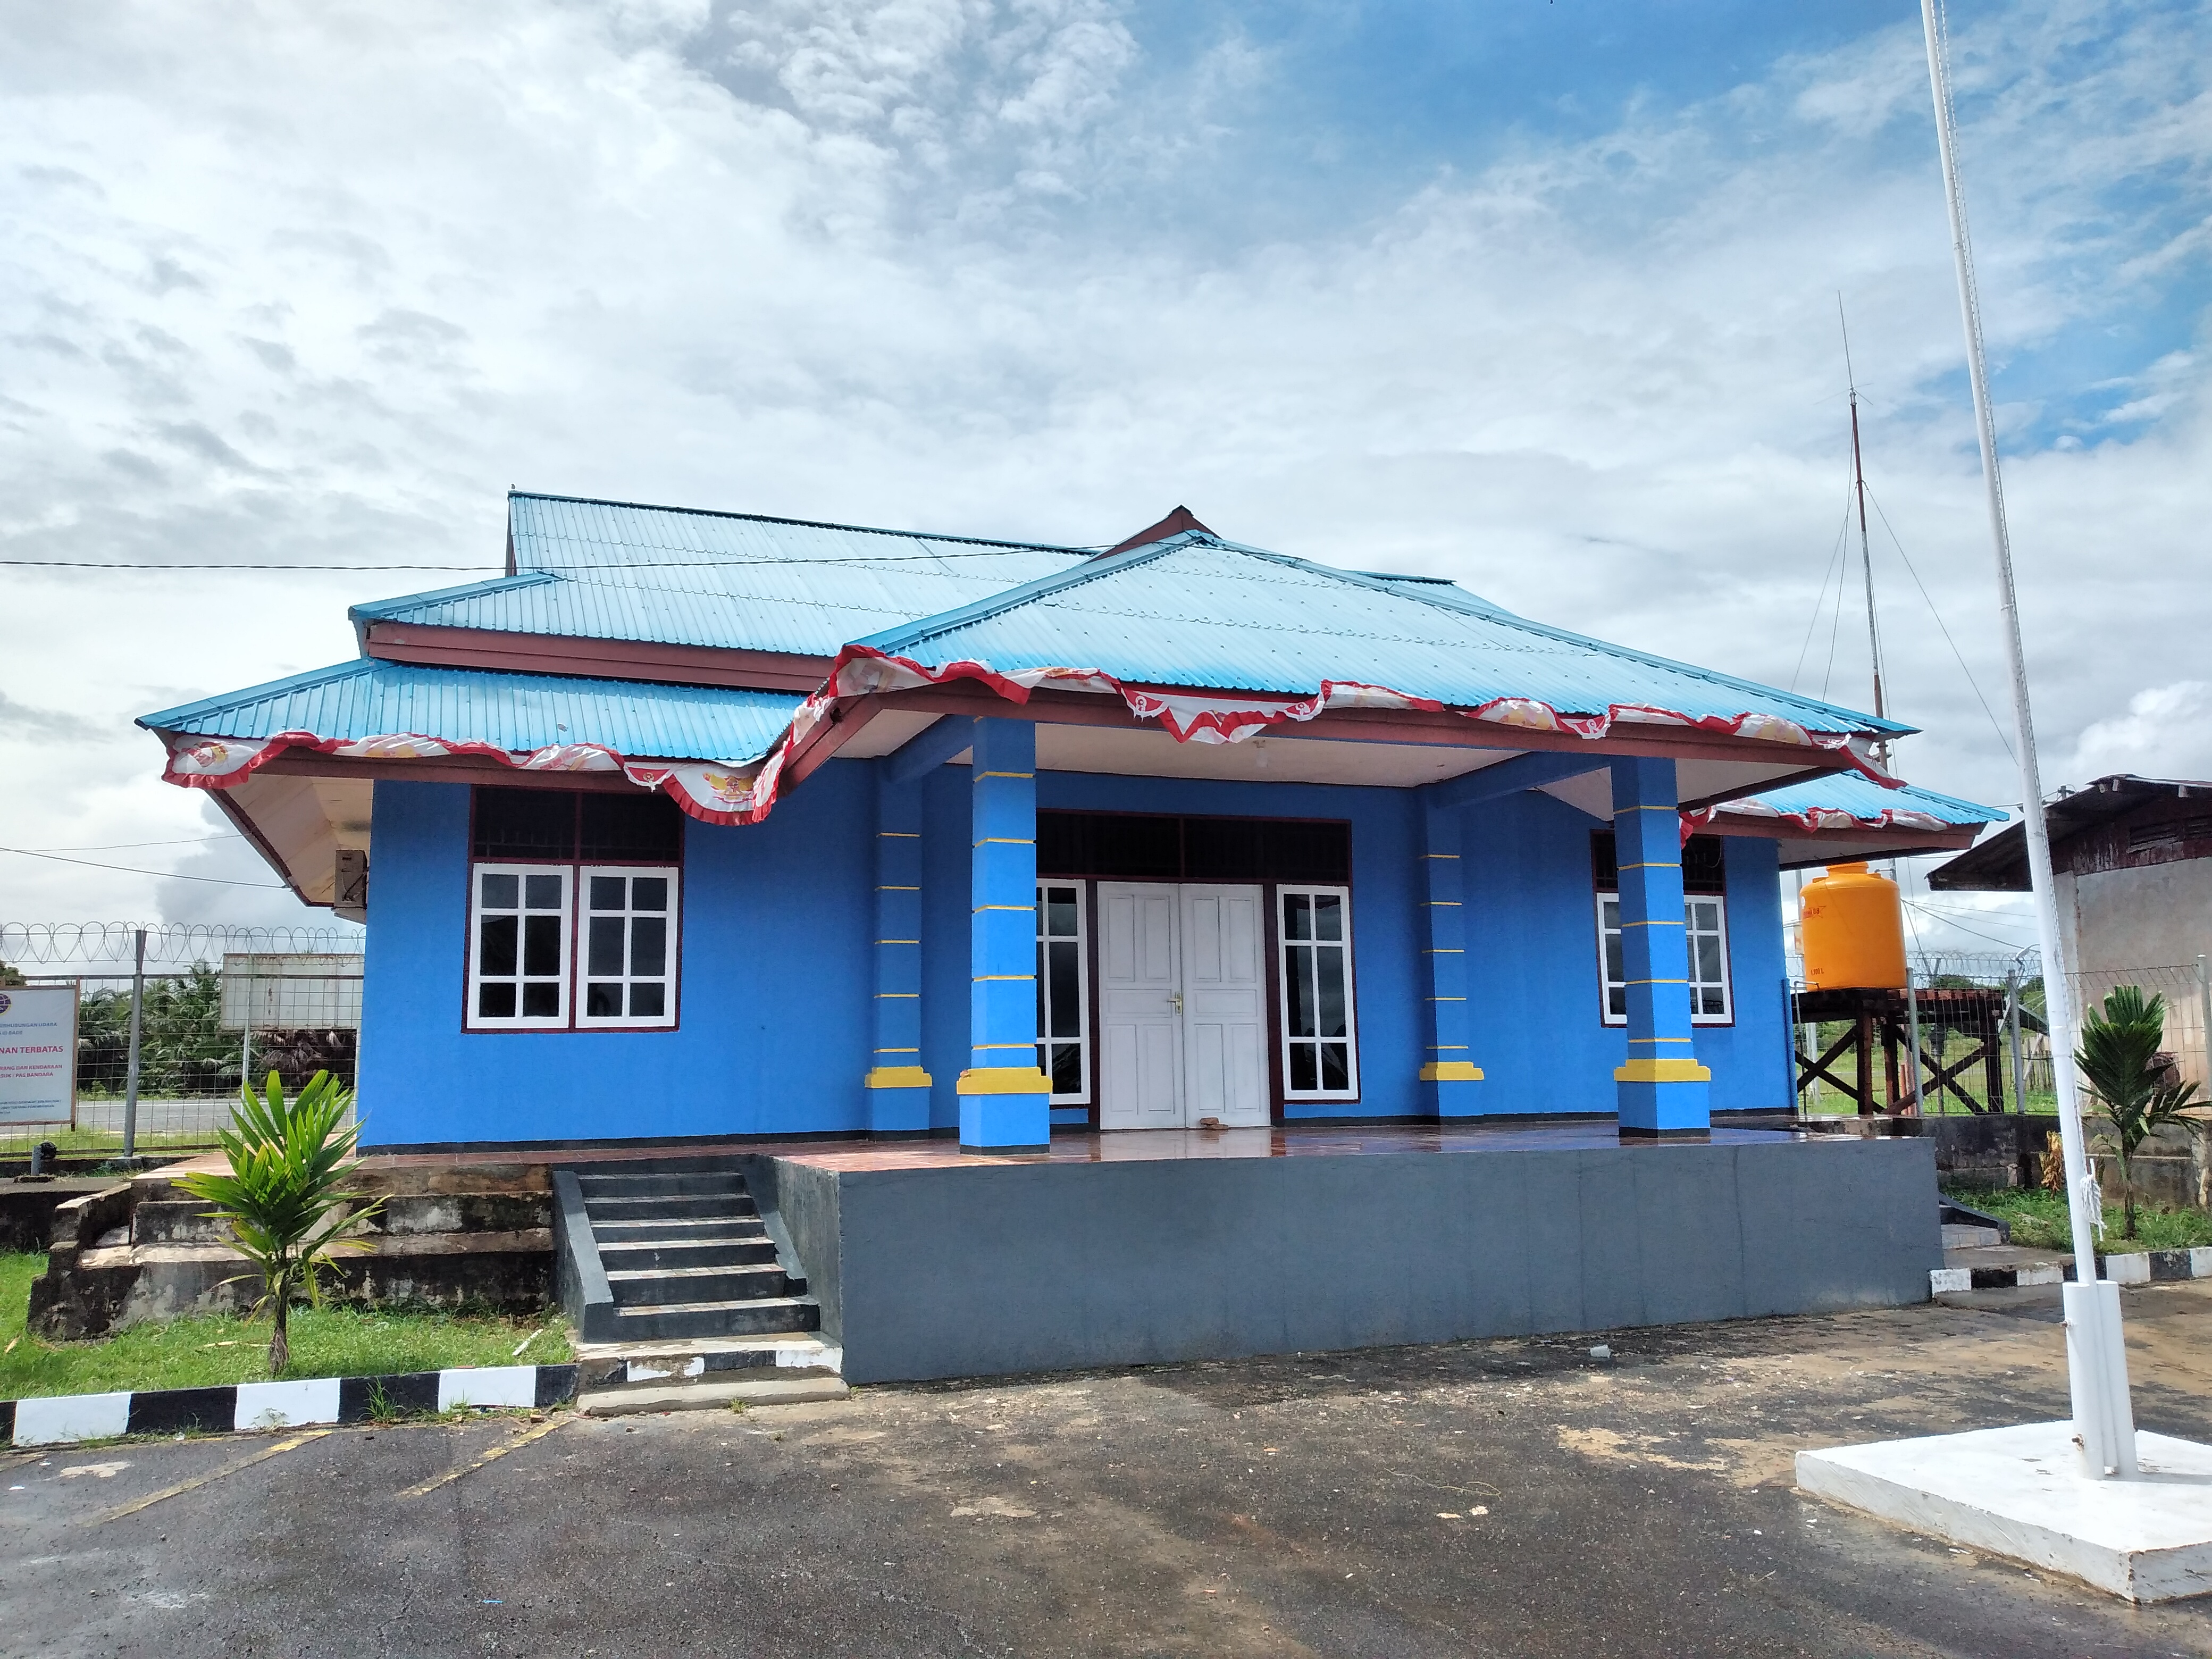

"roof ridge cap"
[508,490,1094,556]
[854,539,1189,655]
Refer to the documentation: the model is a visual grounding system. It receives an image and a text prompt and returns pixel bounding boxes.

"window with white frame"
[1035,881,1088,1102]
[579,870,679,1027]
[470,866,571,1028]
[465,788,683,1032]
[1279,885,1359,1097]
[1595,892,1733,1025]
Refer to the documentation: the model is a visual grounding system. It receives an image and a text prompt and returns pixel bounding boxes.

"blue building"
[141,495,1992,1155]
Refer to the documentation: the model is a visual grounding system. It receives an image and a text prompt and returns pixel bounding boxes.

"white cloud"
[0,0,2205,937]
[2068,681,2212,784]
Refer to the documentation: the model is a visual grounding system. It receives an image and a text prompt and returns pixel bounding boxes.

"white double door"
[1097,882,1269,1130]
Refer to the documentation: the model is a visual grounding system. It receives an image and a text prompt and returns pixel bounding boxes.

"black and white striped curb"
[1932,1245,2212,1295]
[0,1363,579,1447]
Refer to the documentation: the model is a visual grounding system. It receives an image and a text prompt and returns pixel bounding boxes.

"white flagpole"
[1918,0,2135,1476]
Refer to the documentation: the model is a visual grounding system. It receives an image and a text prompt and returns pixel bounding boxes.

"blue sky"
[2,0,2208,962]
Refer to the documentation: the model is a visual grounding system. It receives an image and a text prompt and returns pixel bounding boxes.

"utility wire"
[1862,486,2017,763]
[0,547,1102,572]
[22,835,244,853]
[0,845,284,888]
[1907,898,2037,927]
[1903,897,2034,950]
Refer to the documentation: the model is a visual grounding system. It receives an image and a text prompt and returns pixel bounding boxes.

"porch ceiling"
[854,713,1839,802]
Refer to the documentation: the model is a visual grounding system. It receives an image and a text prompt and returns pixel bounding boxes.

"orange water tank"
[1800,862,1907,990]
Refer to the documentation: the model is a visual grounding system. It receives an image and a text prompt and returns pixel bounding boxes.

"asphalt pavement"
[5,1283,2211,1657]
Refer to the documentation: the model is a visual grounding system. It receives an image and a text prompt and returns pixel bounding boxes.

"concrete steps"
[576,1375,849,1415]
[573,1326,846,1416]
[560,1166,821,1345]
[597,1236,781,1272]
[609,1294,821,1340]
[606,1262,803,1304]
[585,1194,758,1221]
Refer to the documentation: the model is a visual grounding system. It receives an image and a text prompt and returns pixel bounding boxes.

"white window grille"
[1598,893,1733,1025]
[576,869,681,1028]
[1035,881,1088,1102]
[467,865,571,1030]
[1279,885,1358,1098]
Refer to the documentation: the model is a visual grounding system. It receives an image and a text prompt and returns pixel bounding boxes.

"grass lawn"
[0,1252,572,1401]
[0,1128,217,1161]
[1943,1185,2212,1252]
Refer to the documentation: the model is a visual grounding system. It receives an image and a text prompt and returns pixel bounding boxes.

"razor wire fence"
[1,923,362,1154]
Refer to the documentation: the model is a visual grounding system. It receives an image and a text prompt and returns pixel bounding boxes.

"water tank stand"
[1794,986,2014,1116]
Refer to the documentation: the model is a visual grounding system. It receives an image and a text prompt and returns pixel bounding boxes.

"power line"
[1903,898,2033,950]
[21,835,244,853]
[0,547,1103,573]
[0,845,284,889]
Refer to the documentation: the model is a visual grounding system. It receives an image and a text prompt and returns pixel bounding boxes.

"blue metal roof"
[349,493,1092,658]
[860,532,1912,738]
[140,659,802,765]
[1746,772,1999,827]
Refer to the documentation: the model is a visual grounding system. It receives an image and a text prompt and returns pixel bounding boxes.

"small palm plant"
[2074,986,2202,1242]
[177,1069,379,1376]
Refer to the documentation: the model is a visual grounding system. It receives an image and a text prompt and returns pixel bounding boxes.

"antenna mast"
[1839,298,1890,770]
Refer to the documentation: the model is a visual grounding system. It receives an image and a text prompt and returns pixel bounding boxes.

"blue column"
[1419,803,1484,1116]
[958,718,1051,1152]
[1611,756,1711,1136]
[865,767,931,1133]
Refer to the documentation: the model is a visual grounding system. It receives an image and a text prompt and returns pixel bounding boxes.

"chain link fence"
[1788,949,2212,1119]
[0,923,362,1154]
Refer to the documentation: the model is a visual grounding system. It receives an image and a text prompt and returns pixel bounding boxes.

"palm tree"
[176,1070,379,1375]
[2074,986,2202,1241]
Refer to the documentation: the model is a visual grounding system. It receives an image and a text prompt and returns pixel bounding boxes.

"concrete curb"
[0,1363,580,1447]
[1932,1246,2212,1295]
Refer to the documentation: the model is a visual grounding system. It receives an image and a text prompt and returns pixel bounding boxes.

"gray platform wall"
[762,1136,1941,1385]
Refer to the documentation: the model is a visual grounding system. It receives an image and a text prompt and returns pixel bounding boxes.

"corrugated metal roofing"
[861,533,1911,737]
[140,659,802,764]
[349,493,1093,657]
[1748,773,1997,826]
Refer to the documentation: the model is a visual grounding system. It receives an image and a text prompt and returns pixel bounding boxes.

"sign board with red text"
[0,986,78,1126]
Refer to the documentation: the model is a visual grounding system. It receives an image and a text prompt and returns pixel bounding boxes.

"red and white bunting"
[160,644,1898,830]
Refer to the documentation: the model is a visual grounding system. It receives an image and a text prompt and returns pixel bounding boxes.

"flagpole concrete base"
[1796,1421,2212,1603]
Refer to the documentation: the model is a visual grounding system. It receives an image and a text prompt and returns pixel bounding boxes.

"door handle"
[1169,992,1184,1014]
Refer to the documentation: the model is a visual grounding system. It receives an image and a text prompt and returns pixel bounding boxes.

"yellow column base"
[864,1066,933,1089]
[1420,1061,1484,1082]
[1614,1058,1712,1083]
[956,1066,1053,1095]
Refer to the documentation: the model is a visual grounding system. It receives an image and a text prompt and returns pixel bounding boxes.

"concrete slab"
[575,1376,850,1415]
[1797,1421,2212,1603]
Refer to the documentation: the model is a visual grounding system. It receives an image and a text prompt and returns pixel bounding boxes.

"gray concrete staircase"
[554,1164,843,1413]
[557,1167,823,1344]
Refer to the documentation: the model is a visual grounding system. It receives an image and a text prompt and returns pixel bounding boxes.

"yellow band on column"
[1613,1058,1712,1083]
[1420,1061,1484,1082]
[957,1066,1053,1095]
[865,1066,933,1089]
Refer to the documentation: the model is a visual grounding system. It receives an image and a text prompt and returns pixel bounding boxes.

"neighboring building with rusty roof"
[141,492,1999,1154]
[1930,774,2212,1024]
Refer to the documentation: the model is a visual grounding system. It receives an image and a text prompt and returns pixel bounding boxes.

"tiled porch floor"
[358,1118,1805,1175]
